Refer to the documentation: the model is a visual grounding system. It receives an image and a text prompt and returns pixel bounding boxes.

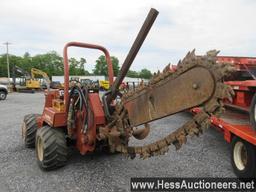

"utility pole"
[3,42,11,90]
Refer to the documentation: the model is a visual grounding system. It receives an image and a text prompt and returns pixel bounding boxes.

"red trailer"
[218,56,256,129]
[192,107,256,179]
[193,56,256,179]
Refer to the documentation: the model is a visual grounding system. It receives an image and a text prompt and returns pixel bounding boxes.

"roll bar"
[63,42,114,107]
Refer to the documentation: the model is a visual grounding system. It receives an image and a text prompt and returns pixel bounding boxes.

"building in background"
[52,75,148,84]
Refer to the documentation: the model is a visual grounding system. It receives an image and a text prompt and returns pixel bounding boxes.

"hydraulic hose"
[67,85,94,136]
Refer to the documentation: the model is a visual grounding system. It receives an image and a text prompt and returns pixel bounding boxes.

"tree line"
[0,51,152,79]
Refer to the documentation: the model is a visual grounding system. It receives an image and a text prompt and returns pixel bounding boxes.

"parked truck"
[0,84,8,100]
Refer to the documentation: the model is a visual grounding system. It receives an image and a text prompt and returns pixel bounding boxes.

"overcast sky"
[0,0,255,72]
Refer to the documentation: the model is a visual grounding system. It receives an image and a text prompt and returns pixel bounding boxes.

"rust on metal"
[132,123,150,140]
[123,67,215,127]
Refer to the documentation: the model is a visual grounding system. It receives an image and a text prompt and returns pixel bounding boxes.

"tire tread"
[36,126,68,170]
[23,113,40,148]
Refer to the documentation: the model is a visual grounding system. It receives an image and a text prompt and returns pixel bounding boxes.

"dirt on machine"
[21,8,234,170]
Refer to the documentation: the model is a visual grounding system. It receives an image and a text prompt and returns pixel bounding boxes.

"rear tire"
[36,126,68,170]
[22,114,40,148]
[231,137,256,180]
[249,93,256,131]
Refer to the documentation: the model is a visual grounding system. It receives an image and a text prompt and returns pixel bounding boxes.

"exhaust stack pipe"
[107,8,159,102]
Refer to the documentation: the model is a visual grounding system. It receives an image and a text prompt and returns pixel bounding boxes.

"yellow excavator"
[13,66,50,92]
[25,69,40,89]
[13,66,39,92]
[30,68,50,90]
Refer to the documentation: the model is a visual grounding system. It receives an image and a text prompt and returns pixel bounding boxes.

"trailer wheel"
[36,126,68,170]
[231,137,256,180]
[22,114,40,148]
[249,93,256,131]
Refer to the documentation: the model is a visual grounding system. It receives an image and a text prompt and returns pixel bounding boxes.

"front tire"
[0,91,7,100]
[36,126,68,170]
[22,114,40,148]
[231,137,256,180]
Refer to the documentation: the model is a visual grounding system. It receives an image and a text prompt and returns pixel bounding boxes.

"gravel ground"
[0,92,235,192]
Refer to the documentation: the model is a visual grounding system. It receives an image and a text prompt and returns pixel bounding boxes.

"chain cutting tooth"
[165,134,175,145]
[194,112,209,125]
[190,49,196,56]
[204,99,220,113]
[183,121,199,136]
[173,140,182,150]
[214,83,236,103]
[198,119,210,133]
[215,103,226,117]
[177,60,182,67]
[163,63,170,73]
[176,132,187,145]
[184,51,191,59]
[206,50,220,57]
